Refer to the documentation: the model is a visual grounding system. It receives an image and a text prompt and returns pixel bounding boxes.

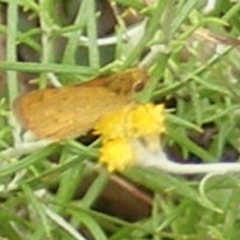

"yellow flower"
[94,105,132,140]
[94,103,165,172]
[99,138,135,172]
[95,103,165,139]
[129,104,165,138]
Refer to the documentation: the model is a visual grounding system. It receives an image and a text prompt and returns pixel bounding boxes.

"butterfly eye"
[133,80,145,92]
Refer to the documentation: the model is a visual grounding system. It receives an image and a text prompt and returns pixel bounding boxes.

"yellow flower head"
[94,103,165,172]
[99,138,135,172]
[94,105,131,140]
[129,104,165,137]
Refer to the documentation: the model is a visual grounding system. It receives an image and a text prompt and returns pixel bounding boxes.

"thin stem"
[6,0,19,103]
[135,141,240,175]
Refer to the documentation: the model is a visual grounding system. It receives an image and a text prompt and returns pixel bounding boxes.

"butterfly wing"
[14,85,129,140]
